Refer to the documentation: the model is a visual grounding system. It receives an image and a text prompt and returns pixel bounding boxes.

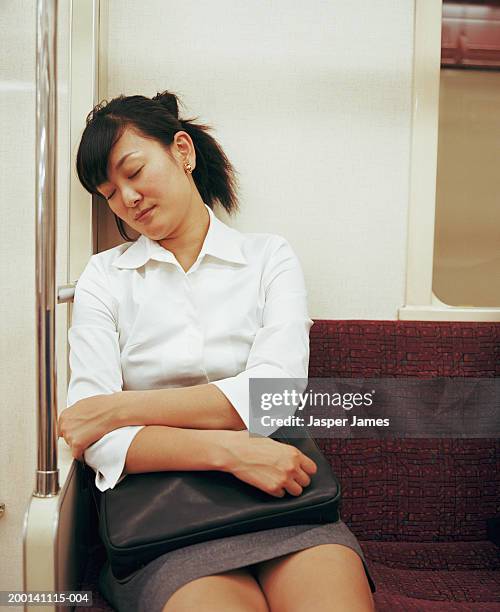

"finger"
[300,454,318,475]
[284,479,304,497]
[57,422,65,439]
[269,487,286,498]
[293,467,312,488]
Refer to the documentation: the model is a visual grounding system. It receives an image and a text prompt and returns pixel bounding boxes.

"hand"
[58,394,119,461]
[221,430,318,498]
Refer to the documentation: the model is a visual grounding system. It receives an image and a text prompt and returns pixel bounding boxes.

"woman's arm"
[125,426,318,499]
[113,383,246,431]
[60,384,246,460]
[124,426,234,473]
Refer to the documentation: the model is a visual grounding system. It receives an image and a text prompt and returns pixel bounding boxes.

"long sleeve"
[211,237,313,432]
[66,255,145,492]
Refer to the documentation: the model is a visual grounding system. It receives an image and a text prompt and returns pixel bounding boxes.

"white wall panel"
[105,0,414,319]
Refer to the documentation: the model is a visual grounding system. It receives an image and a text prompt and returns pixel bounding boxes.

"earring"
[183,160,193,174]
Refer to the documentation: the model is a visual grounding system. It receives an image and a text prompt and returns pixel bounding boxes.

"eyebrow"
[114,150,139,170]
[100,150,140,196]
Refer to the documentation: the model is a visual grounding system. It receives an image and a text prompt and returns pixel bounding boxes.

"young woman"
[59,91,376,612]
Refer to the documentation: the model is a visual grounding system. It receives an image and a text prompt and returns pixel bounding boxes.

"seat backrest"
[310,320,499,541]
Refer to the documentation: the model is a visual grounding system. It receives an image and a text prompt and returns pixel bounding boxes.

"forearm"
[115,384,246,431]
[124,425,235,474]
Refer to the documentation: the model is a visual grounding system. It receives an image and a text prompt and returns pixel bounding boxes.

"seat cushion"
[360,540,500,610]
[361,540,500,571]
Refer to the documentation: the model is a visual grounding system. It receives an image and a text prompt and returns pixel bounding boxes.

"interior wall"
[0,0,70,592]
[101,0,415,320]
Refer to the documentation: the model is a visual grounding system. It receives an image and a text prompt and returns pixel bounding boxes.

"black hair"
[76,91,240,241]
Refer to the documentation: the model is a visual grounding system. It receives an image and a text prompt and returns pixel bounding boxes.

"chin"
[143,227,168,241]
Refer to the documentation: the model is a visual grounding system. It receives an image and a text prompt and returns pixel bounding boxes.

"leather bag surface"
[96,428,342,579]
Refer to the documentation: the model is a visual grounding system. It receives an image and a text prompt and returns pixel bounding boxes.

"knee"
[255,545,374,612]
[162,568,269,612]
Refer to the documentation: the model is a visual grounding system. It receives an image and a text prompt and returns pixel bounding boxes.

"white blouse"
[66,204,313,492]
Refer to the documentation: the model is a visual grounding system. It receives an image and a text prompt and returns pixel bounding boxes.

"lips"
[135,206,155,221]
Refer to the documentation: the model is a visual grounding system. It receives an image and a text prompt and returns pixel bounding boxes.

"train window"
[433,1,500,307]
[400,0,500,321]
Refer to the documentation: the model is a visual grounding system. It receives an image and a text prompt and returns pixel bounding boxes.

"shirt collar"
[112,204,247,270]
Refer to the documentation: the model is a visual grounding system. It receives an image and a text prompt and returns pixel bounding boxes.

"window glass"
[433,1,500,306]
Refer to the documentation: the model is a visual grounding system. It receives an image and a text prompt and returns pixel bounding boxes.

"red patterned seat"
[81,320,500,610]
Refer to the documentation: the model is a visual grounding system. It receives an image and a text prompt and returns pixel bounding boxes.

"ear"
[173,131,196,169]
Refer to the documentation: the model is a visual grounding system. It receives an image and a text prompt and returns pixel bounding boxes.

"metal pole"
[34,0,59,497]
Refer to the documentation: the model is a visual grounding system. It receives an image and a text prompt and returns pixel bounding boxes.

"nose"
[123,187,142,208]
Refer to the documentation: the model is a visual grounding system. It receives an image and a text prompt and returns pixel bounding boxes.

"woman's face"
[97,127,196,241]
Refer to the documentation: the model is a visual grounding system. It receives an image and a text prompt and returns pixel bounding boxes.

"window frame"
[399,0,500,321]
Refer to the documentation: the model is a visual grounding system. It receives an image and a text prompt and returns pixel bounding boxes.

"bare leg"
[254,544,375,612]
[162,567,270,612]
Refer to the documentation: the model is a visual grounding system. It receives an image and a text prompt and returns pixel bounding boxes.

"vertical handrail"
[34,0,59,497]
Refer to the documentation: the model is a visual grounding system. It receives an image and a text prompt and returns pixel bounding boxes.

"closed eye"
[106,166,143,200]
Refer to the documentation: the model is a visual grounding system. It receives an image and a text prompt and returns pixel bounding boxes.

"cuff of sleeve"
[211,364,286,432]
[84,425,145,492]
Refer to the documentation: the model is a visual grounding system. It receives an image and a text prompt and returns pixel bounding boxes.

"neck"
[157,196,210,259]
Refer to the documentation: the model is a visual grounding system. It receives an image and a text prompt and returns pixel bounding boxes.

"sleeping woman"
[59,90,376,612]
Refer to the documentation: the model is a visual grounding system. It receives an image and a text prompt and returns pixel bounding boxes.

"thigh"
[161,567,270,612]
[253,544,374,612]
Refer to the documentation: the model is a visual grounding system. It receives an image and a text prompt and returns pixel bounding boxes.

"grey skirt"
[98,520,376,612]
